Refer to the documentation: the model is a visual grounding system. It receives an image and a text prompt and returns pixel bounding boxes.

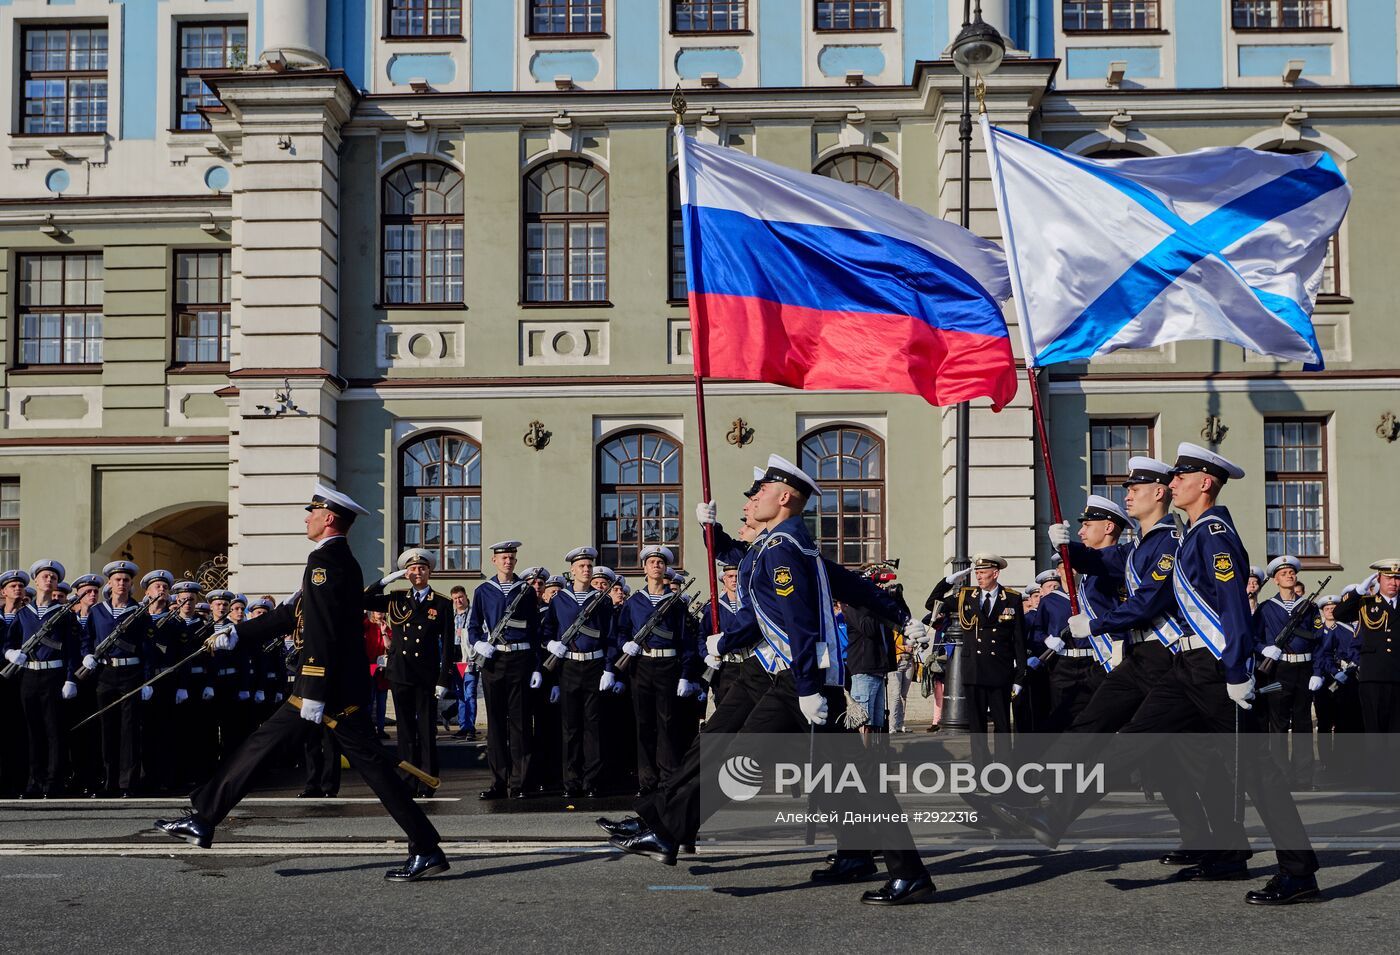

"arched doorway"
[101,504,228,583]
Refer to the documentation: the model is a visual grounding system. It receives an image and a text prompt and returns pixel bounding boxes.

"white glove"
[704,654,722,669]
[202,686,215,701]
[1011,683,1023,698]
[549,686,560,704]
[174,688,188,705]
[799,692,828,726]
[1048,521,1072,547]
[376,570,409,588]
[434,685,447,700]
[375,655,388,668]
[622,641,642,657]
[706,633,724,657]
[677,679,693,697]
[546,640,568,659]
[1227,678,1255,710]
[1308,676,1324,692]
[903,620,927,643]
[1068,614,1093,642]
[1261,645,1284,661]
[254,690,265,703]
[1045,635,1066,654]
[1359,573,1379,595]
[140,686,154,702]
[83,654,98,670]
[299,697,325,723]
[213,625,238,651]
[4,649,26,666]
[62,681,77,700]
[695,500,717,525]
[473,640,495,659]
[529,671,542,690]
[944,567,974,587]
[600,672,616,692]
[237,690,250,701]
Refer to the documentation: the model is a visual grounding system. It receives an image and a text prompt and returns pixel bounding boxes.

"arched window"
[799,426,884,566]
[597,430,682,571]
[399,431,482,573]
[813,152,898,197]
[524,158,608,303]
[382,160,464,305]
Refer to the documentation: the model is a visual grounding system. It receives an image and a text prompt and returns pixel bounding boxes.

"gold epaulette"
[1002,588,1021,599]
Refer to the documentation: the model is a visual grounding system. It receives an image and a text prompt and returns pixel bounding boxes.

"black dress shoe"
[609,829,678,866]
[860,875,936,906]
[298,788,324,798]
[1245,873,1321,905]
[384,848,450,883]
[811,855,879,884]
[154,813,214,849]
[511,787,528,799]
[1160,848,1206,866]
[988,803,1060,848]
[479,786,507,800]
[1177,860,1251,882]
[597,816,646,839]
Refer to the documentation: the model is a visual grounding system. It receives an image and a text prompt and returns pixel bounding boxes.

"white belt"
[496,642,532,653]
[25,659,64,671]
[1127,632,1157,646]
[216,667,238,676]
[1281,652,1312,663]
[108,657,141,667]
[1178,635,1213,653]
[565,650,605,662]
[722,649,754,663]
[643,648,678,658]
[1060,648,1095,659]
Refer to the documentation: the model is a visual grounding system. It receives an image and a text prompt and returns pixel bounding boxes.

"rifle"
[542,589,609,674]
[480,580,532,665]
[1257,574,1331,677]
[75,596,156,680]
[1328,659,1357,693]
[1,594,82,680]
[73,616,220,729]
[616,577,697,674]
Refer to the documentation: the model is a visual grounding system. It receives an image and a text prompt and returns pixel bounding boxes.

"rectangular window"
[20,26,109,135]
[16,253,103,366]
[530,0,606,35]
[815,0,890,30]
[174,251,232,364]
[1265,418,1328,560]
[673,0,747,32]
[176,22,248,130]
[1320,232,1340,297]
[1089,419,1153,511]
[388,0,464,37]
[1063,0,1161,31]
[1232,0,1331,29]
[0,480,18,571]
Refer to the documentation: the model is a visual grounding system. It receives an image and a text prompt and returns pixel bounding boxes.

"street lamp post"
[939,0,1005,732]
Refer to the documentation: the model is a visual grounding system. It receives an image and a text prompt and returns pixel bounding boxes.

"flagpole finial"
[974,75,988,115]
[671,84,688,127]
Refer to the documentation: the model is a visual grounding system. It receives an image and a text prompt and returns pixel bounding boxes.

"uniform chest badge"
[774,566,794,597]
[427,607,438,620]
[999,608,1015,621]
[1213,554,1234,582]
[311,568,327,586]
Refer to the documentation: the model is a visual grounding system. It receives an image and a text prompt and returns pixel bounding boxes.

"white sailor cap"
[141,570,174,589]
[102,560,139,579]
[397,548,437,571]
[1169,442,1244,482]
[54,582,72,595]
[1079,494,1129,526]
[972,553,1007,570]
[1318,594,1340,607]
[206,589,234,603]
[1122,456,1173,487]
[1265,555,1301,578]
[1034,569,1059,585]
[0,569,30,588]
[718,559,739,572]
[744,466,766,499]
[489,540,522,555]
[172,580,202,595]
[759,453,821,499]
[641,545,675,566]
[29,559,65,580]
[545,575,568,589]
[306,482,370,521]
[1248,565,1266,583]
[591,566,617,584]
[521,566,549,582]
[230,593,248,606]
[618,581,632,595]
[564,546,598,564]
[195,601,211,613]
[1369,558,1400,576]
[248,598,275,613]
[72,573,105,592]
[24,586,35,599]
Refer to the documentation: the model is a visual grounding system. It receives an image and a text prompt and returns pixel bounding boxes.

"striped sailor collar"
[1140,516,1178,538]
[1185,505,1234,535]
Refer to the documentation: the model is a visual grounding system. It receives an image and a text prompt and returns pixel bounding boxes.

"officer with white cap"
[1334,558,1400,744]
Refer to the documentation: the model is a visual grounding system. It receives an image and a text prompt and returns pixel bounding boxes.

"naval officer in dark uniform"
[155,483,448,882]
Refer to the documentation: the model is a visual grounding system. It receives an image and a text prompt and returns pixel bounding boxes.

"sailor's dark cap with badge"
[72,573,105,593]
[1266,555,1301,578]
[305,482,371,522]
[489,540,522,555]
[102,560,139,579]
[759,454,821,499]
[1079,494,1130,527]
[0,569,30,589]
[1169,442,1245,483]
[1122,456,1173,487]
[141,569,174,589]
[207,589,234,603]
[972,552,1007,571]
[172,580,201,596]
[743,466,765,499]
[565,546,598,564]
[1370,558,1400,577]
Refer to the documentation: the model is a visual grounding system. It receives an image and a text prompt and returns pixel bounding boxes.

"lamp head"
[951,11,1006,80]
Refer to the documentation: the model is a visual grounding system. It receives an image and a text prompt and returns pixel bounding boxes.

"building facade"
[0,0,1396,596]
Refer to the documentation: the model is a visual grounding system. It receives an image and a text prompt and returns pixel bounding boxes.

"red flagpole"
[1025,364,1079,617]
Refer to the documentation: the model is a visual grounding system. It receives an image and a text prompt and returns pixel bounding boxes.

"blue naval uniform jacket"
[1028,589,1070,651]
[1314,622,1359,677]
[621,587,699,677]
[8,600,88,678]
[1077,572,1127,644]
[467,577,541,667]
[87,600,151,678]
[744,515,843,697]
[1172,505,1254,684]
[700,594,745,636]
[1252,595,1324,656]
[541,586,616,671]
[1066,518,1182,642]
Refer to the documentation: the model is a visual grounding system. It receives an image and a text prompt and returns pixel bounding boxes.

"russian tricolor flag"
[677,130,1018,410]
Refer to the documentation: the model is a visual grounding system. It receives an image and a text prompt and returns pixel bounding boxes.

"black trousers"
[192,705,440,855]
[96,664,143,791]
[303,724,342,794]
[1046,656,1106,733]
[967,683,1012,770]
[1359,680,1400,733]
[1046,649,1318,878]
[390,681,439,779]
[213,678,250,758]
[143,680,177,791]
[68,676,101,792]
[710,659,740,708]
[1266,661,1315,788]
[481,650,533,790]
[1014,665,1052,735]
[631,655,682,790]
[20,669,66,794]
[559,658,605,789]
[0,675,27,794]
